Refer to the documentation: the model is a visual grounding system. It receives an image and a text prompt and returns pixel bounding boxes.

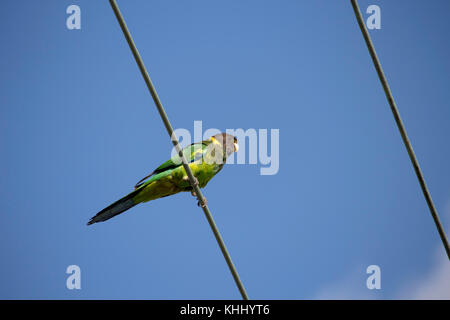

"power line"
[108,0,249,299]
[350,0,450,259]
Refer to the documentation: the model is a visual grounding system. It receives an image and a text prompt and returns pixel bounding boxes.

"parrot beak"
[234,142,239,152]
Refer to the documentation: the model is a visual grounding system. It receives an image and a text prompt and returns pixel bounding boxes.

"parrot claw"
[188,177,205,207]
[190,177,200,197]
[197,198,207,208]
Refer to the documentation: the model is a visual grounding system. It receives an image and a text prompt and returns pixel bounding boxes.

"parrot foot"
[191,177,199,187]
[190,177,200,197]
[189,177,206,207]
[197,198,207,208]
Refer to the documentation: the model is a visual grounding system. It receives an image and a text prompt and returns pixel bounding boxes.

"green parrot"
[87,133,239,225]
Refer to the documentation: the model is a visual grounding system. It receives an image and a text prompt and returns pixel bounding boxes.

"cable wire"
[350,0,450,259]
[108,0,249,299]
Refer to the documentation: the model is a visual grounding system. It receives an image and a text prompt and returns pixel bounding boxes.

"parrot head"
[209,133,239,164]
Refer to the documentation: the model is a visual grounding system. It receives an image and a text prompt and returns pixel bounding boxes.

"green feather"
[88,134,236,225]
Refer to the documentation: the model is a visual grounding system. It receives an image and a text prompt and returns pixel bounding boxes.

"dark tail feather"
[87,189,142,225]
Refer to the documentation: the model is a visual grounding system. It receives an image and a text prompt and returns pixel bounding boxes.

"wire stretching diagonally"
[108,0,249,299]
[350,0,450,259]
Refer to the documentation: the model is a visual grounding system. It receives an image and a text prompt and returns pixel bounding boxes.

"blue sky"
[1,0,449,299]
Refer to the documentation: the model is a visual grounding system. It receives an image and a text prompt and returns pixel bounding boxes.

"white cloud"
[313,200,450,300]
[396,248,450,299]
[396,201,450,299]
[313,265,382,300]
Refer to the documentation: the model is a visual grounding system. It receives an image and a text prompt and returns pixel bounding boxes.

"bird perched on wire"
[87,133,239,225]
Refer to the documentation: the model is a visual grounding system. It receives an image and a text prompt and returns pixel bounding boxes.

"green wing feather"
[88,137,226,225]
[134,141,208,189]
